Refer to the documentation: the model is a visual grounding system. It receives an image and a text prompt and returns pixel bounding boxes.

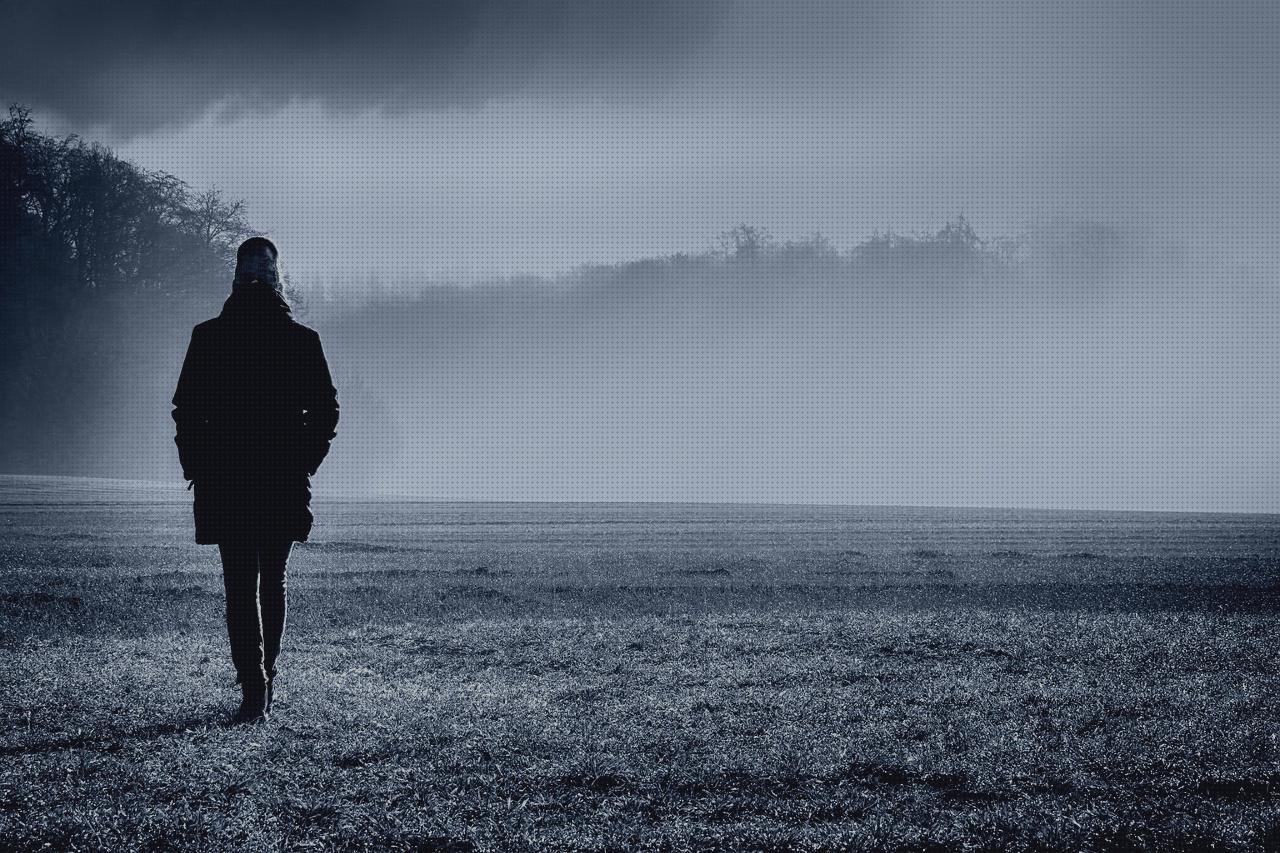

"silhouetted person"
[172,237,339,724]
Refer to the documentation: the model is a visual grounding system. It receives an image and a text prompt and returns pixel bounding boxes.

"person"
[172,237,339,724]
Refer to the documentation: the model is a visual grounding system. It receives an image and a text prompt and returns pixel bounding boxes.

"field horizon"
[4,474,1278,518]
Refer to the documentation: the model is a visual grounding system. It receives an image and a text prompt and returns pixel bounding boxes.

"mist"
[5,0,1280,511]
[74,219,1272,512]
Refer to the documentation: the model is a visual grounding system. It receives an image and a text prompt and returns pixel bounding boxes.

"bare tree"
[184,188,252,250]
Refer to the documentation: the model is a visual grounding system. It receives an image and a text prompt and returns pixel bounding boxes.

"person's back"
[172,236,339,723]
[179,295,337,543]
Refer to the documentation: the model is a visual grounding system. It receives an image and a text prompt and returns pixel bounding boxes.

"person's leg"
[258,538,293,682]
[218,539,267,686]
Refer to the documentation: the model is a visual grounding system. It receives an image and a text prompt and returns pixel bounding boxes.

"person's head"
[232,236,283,292]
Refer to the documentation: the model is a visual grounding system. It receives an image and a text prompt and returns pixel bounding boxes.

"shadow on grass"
[2,711,239,758]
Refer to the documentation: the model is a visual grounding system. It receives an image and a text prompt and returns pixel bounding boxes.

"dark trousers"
[219,538,294,684]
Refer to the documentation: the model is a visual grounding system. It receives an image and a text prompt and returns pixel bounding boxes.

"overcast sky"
[7,0,1278,282]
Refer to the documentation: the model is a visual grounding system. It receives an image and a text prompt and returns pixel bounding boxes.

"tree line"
[0,104,274,474]
[0,104,1135,479]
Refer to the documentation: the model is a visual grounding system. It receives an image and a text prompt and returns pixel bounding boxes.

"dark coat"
[171,285,339,544]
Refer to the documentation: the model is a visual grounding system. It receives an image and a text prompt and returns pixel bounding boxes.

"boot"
[264,663,279,715]
[232,668,269,724]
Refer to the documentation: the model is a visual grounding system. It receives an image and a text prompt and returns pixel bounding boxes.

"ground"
[0,479,1277,851]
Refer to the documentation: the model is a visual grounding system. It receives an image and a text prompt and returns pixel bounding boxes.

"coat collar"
[219,282,292,322]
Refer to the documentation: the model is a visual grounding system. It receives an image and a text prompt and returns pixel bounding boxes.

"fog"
[83,221,1275,511]
[5,0,1279,509]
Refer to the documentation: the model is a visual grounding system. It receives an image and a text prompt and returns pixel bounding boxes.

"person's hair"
[237,236,278,262]
[232,236,286,295]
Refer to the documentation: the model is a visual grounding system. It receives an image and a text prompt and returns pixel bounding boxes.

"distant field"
[0,476,1277,851]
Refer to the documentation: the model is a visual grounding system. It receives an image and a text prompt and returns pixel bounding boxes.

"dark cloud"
[1,0,726,134]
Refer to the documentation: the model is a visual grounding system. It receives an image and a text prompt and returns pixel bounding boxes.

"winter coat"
[171,284,339,544]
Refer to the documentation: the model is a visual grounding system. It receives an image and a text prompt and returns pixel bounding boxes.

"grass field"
[1,477,1278,851]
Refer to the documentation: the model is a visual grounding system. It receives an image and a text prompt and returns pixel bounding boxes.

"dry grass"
[0,495,1277,851]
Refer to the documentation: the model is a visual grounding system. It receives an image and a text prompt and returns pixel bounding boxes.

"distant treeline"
[308,216,1133,313]
[0,104,1146,484]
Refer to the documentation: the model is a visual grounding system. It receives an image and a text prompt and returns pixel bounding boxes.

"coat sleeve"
[171,326,213,482]
[299,329,340,476]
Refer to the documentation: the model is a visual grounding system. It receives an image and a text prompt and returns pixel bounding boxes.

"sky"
[7,0,1279,282]
[5,0,1280,509]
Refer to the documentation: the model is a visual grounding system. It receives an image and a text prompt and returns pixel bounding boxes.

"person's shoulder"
[287,318,322,340]
[191,317,220,336]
